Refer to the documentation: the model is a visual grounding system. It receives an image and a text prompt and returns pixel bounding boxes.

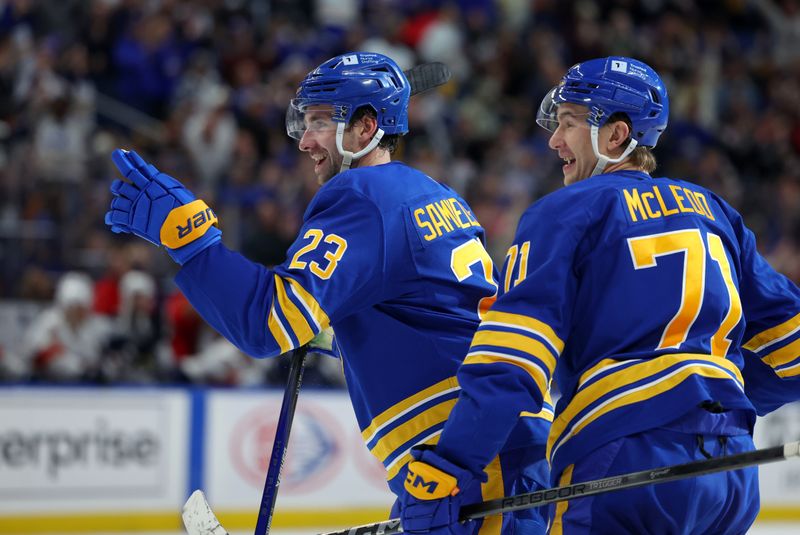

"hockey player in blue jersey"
[395,56,800,535]
[105,52,551,534]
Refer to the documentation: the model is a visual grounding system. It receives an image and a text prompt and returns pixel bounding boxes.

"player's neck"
[353,146,391,169]
[604,159,643,175]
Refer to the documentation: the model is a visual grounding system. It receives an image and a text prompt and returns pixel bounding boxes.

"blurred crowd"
[1,0,799,386]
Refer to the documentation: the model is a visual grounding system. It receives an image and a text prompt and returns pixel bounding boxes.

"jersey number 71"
[627,229,742,357]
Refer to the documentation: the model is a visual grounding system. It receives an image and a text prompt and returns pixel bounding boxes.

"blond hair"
[628,146,657,173]
[607,112,658,173]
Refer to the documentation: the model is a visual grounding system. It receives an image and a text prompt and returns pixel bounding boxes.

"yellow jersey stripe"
[362,377,459,442]
[743,312,800,352]
[284,276,331,330]
[385,431,442,480]
[274,276,315,346]
[578,358,644,389]
[465,351,549,397]
[777,361,800,378]
[369,399,457,462]
[520,389,554,420]
[763,338,800,369]
[471,330,557,374]
[549,464,574,535]
[478,455,504,535]
[520,408,554,421]
[267,305,293,354]
[482,310,564,353]
[548,356,743,461]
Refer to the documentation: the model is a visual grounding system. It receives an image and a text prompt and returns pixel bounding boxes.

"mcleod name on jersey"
[440,169,800,480]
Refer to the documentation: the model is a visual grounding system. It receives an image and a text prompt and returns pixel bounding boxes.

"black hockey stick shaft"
[405,62,451,96]
[254,346,308,535]
[320,441,800,535]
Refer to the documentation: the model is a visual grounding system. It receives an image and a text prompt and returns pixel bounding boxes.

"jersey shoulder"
[325,161,455,208]
[314,162,481,239]
[517,175,621,236]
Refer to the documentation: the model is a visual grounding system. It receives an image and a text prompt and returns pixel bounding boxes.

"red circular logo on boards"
[230,401,344,493]
[353,430,393,490]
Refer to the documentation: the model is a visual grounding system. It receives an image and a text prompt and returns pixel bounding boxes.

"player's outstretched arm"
[106,148,222,265]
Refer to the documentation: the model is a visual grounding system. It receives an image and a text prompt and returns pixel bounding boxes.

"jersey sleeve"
[723,203,800,413]
[175,184,384,357]
[435,193,588,474]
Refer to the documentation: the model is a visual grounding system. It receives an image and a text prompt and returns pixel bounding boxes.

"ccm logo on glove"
[404,461,460,500]
[161,200,218,249]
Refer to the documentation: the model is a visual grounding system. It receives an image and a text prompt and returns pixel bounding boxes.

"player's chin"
[563,170,582,186]
[316,167,336,185]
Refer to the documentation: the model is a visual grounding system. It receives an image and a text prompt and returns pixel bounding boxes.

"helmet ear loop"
[589,125,638,177]
[335,121,385,172]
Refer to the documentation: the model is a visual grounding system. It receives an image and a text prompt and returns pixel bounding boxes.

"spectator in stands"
[1,0,800,387]
[20,271,112,382]
[105,270,163,383]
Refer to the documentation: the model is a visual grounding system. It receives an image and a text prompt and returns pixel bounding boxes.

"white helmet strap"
[335,122,385,172]
[590,125,639,177]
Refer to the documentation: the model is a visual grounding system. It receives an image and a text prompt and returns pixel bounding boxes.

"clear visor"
[535,86,561,132]
[285,101,339,140]
[535,86,591,132]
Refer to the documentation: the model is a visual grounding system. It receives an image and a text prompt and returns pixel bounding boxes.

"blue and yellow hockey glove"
[106,149,221,265]
[397,448,484,534]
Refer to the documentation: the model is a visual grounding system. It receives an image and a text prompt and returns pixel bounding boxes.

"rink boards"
[0,386,798,533]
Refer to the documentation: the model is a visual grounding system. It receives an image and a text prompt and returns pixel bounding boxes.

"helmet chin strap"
[336,122,385,172]
[589,125,638,176]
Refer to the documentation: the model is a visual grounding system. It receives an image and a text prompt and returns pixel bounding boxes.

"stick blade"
[406,62,452,96]
[182,490,229,535]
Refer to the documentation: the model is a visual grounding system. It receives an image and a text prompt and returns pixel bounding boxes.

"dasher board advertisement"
[0,387,189,514]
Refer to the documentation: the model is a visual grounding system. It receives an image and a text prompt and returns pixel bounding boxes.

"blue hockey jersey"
[175,162,552,490]
[437,169,800,479]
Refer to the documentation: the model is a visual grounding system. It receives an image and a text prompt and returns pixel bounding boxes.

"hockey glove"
[397,447,484,534]
[106,149,221,265]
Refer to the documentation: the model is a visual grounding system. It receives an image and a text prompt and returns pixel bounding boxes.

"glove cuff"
[160,199,219,249]
[411,447,487,483]
[404,448,483,501]
[167,227,222,265]
[405,460,460,500]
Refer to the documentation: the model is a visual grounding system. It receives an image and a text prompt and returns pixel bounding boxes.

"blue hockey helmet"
[286,52,410,141]
[537,56,669,148]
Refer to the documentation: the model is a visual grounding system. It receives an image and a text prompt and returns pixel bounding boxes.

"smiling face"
[297,105,349,185]
[546,102,638,184]
[547,102,597,186]
[296,105,388,185]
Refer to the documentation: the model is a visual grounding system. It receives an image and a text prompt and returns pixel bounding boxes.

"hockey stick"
[253,345,308,535]
[182,345,309,535]
[406,62,452,96]
[320,441,800,535]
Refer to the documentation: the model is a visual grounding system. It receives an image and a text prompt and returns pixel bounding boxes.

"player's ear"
[357,113,378,139]
[607,119,631,152]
